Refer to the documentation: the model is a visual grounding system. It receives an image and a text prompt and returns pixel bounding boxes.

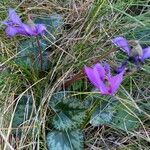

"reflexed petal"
[3,8,46,37]
[84,65,107,94]
[112,37,131,55]
[36,24,46,35]
[93,65,108,94]
[104,63,111,78]
[108,69,125,94]
[22,24,34,35]
[6,26,18,36]
[1,20,10,25]
[8,8,22,25]
[84,66,101,88]
[94,63,106,80]
[16,27,28,36]
[141,47,150,61]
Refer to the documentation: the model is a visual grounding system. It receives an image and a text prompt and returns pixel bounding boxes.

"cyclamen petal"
[84,63,125,95]
[94,63,106,80]
[22,24,35,35]
[112,37,131,55]
[8,8,22,25]
[112,36,150,62]
[36,24,47,35]
[2,8,46,37]
[6,26,18,36]
[84,66,108,94]
[141,47,150,61]
[84,66,100,88]
[104,63,111,78]
[108,70,125,94]
[93,66,108,94]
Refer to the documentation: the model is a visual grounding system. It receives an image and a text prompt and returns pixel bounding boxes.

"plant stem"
[36,36,43,70]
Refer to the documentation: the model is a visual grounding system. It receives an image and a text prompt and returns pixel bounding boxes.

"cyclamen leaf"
[50,91,74,110]
[112,104,139,131]
[13,95,33,128]
[90,100,117,126]
[50,91,86,130]
[17,39,51,71]
[35,14,63,38]
[12,95,33,135]
[88,94,139,131]
[53,111,86,130]
[47,130,83,150]
[50,91,85,111]
[90,108,113,126]
[53,112,73,130]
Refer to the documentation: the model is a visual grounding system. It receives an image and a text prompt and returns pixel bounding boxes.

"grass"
[0,0,150,149]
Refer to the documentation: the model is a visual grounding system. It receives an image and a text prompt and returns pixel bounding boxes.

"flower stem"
[36,37,43,70]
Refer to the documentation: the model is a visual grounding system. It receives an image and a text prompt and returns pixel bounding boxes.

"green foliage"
[35,13,63,42]
[17,38,51,71]
[47,91,85,150]
[142,64,150,74]
[12,95,33,135]
[112,104,140,131]
[0,69,8,86]
[90,100,116,126]
[1,0,149,149]
[47,130,83,150]
[50,91,86,130]
[53,111,86,130]
[17,14,63,71]
[85,0,107,34]
[88,95,140,131]
[118,145,139,150]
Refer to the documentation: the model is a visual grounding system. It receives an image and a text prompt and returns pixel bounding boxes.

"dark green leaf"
[90,99,117,126]
[112,104,139,131]
[12,95,34,136]
[47,130,83,150]
[50,91,86,130]
[35,14,63,38]
[17,38,51,71]
[53,110,86,130]
[12,95,33,128]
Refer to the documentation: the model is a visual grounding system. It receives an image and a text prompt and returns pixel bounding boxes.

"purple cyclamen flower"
[2,8,46,37]
[84,63,125,95]
[112,36,150,62]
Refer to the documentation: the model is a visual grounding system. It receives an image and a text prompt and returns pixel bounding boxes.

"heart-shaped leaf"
[90,99,117,126]
[47,130,83,150]
[50,91,86,130]
[112,104,140,131]
[88,95,140,131]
